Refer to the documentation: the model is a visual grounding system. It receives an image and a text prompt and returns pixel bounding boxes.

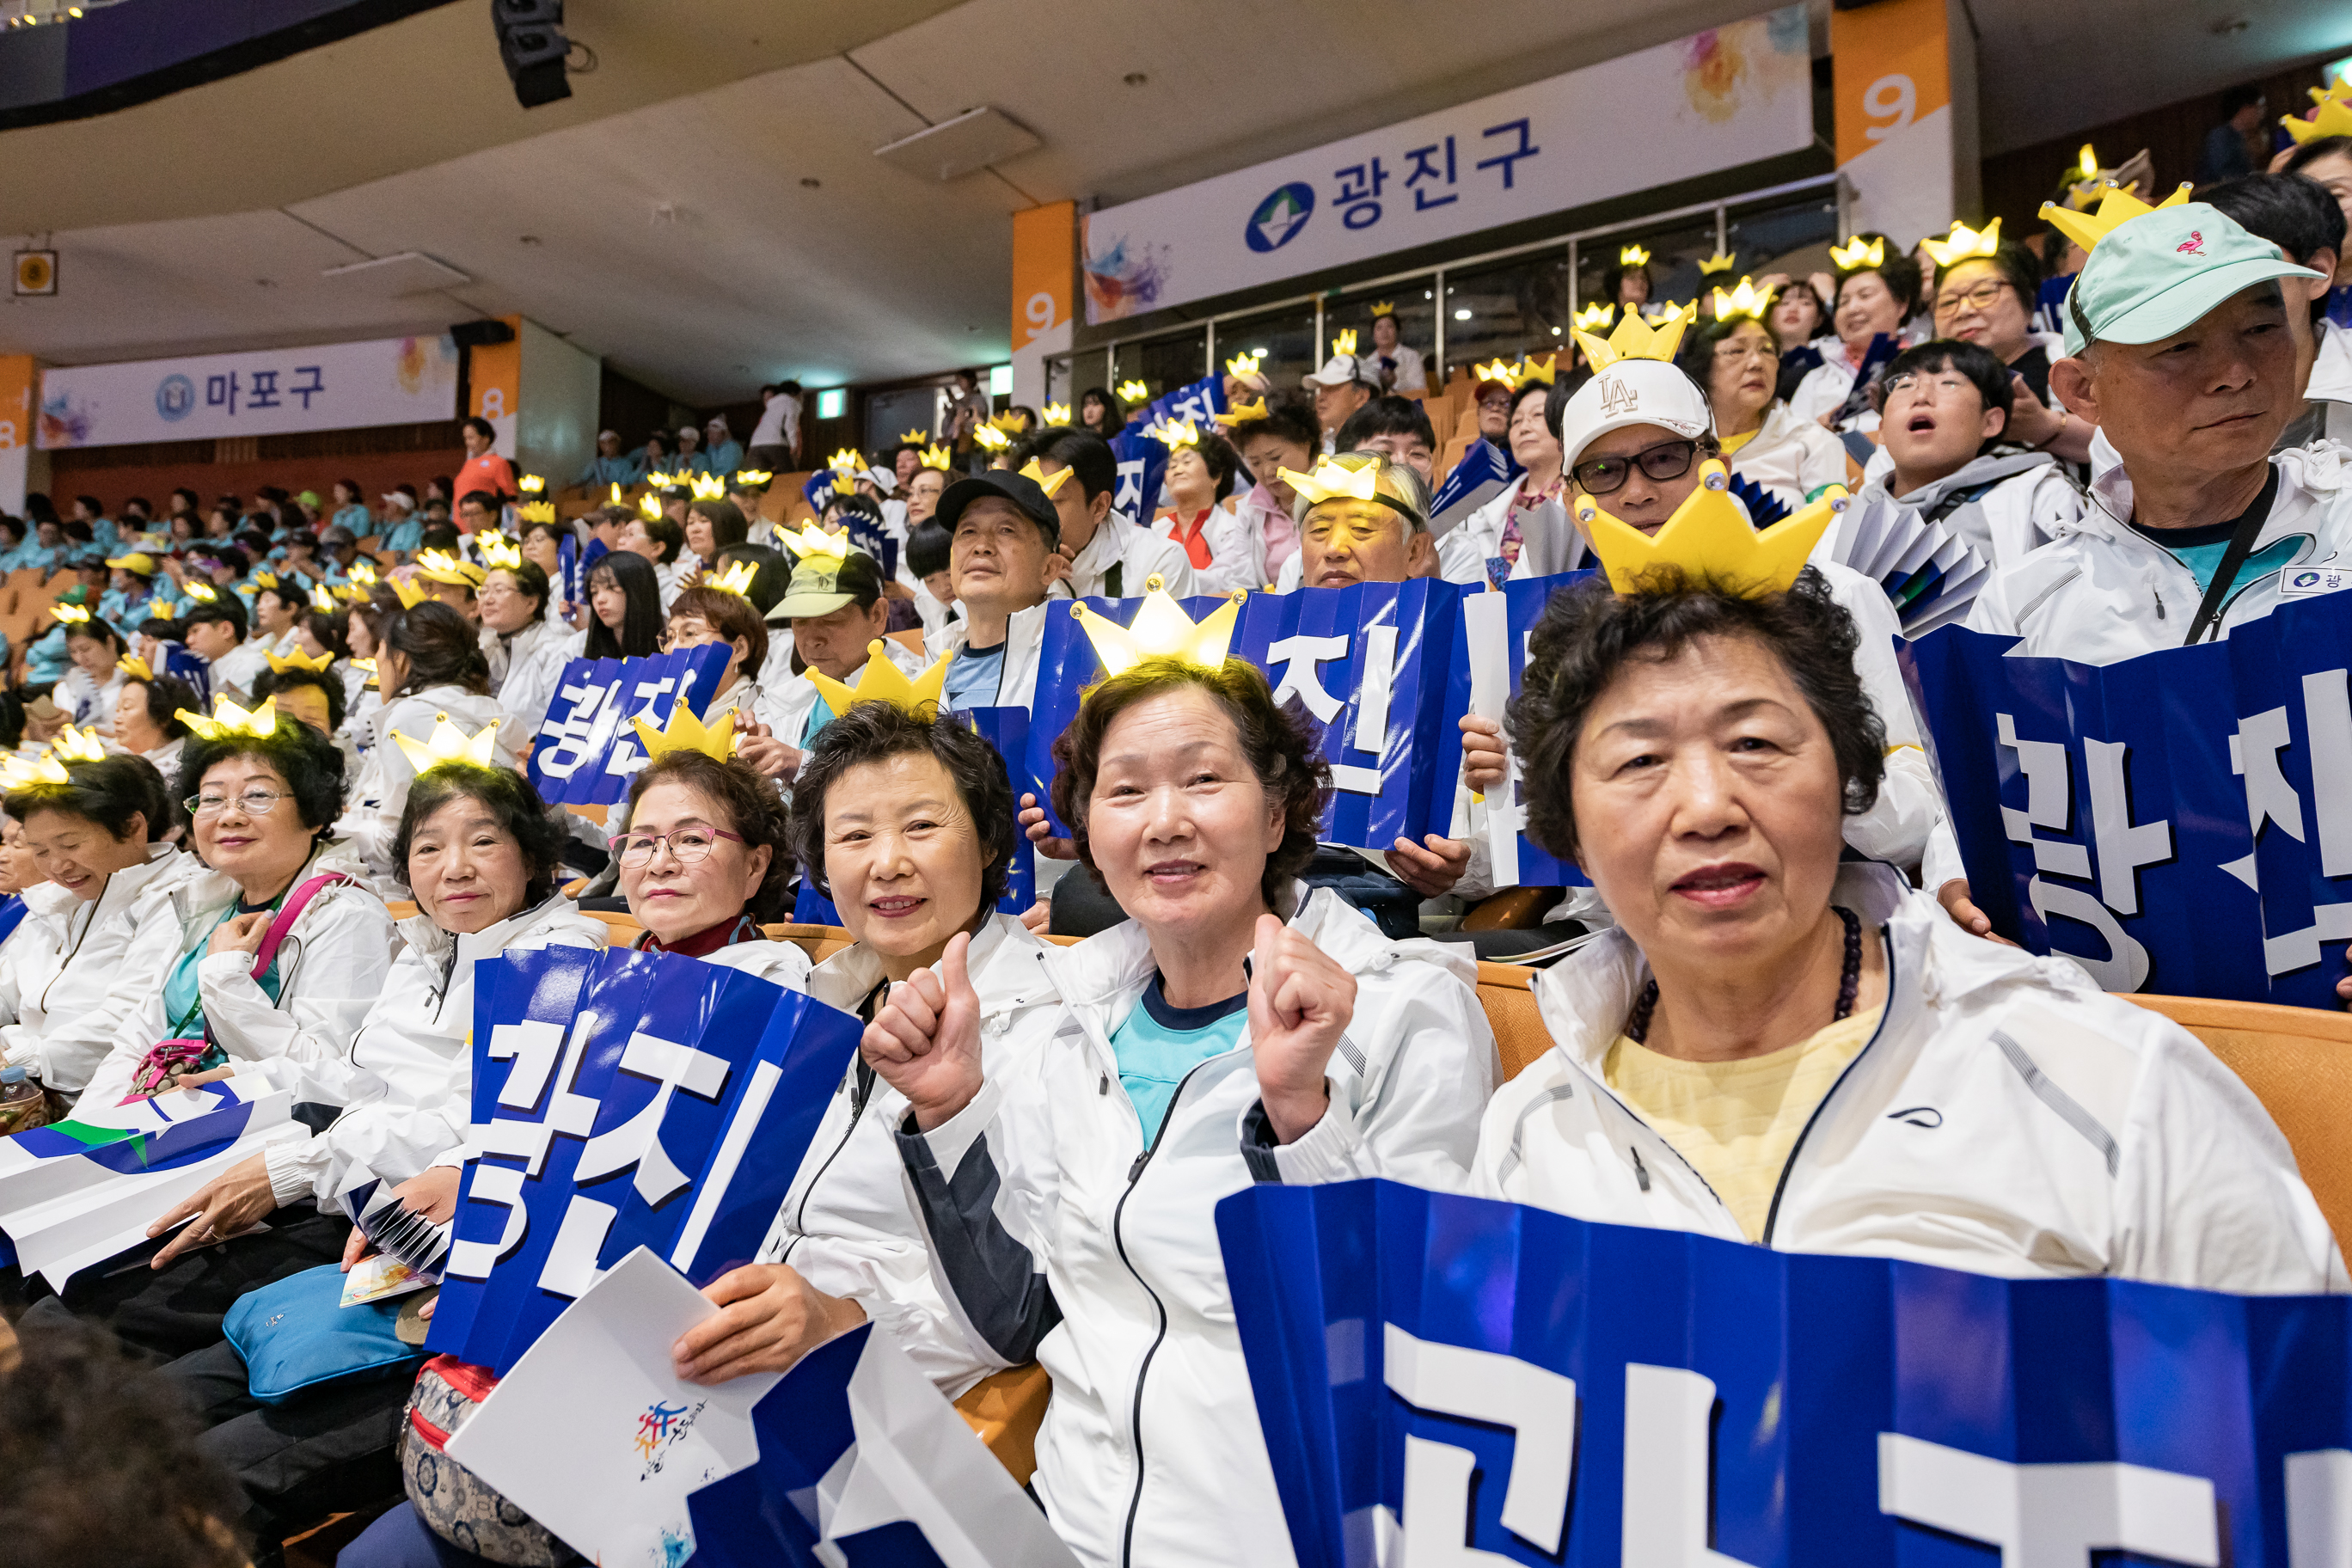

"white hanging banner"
[1079,5,1813,324]
[36,333,462,448]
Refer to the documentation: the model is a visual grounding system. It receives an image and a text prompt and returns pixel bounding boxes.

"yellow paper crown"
[973,424,1012,451]
[50,602,89,626]
[1577,460,1848,598]
[1711,277,1773,322]
[918,443,954,471]
[1016,458,1075,498]
[1828,235,1886,270]
[393,711,503,772]
[309,584,338,613]
[1698,250,1736,276]
[250,570,279,591]
[1920,217,2002,267]
[1215,398,1269,426]
[1116,379,1150,404]
[987,411,1025,432]
[118,654,153,682]
[389,576,427,609]
[1620,244,1651,267]
[689,475,727,503]
[733,469,772,488]
[347,560,378,587]
[181,580,218,603]
[52,725,106,763]
[708,559,761,597]
[1370,300,1395,317]
[1145,415,1203,450]
[630,700,738,763]
[1516,353,1560,386]
[1473,357,1522,389]
[638,492,665,522]
[2076,143,2099,182]
[1278,456,1381,506]
[1574,300,1699,371]
[353,657,378,689]
[416,548,486,588]
[805,640,952,717]
[479,532,524,571]
[2038,181,2192,255]
[177,695,281,741]
[266,646,335,674]
[0,751,68,791]
[518,474,546,495]
[1574,299,1617,328]
[827,449,865,476]
[899,427,929,444]
[646,470,679,489]
[1071,580,1243,677]
[516,500,555,525]
[608,482,627,507]
[2285,89,2352,145]
[780,521,853,561]
[1042,401,1072,425]
[1225,349,1265,379]
[1330,328,1359,357]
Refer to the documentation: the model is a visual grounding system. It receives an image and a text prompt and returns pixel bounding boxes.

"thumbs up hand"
[861,931,985,1131]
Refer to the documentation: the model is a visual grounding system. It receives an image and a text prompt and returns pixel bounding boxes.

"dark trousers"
[342,1502,584,1568]
[18,1208,352,1362]
[163,1338,413,1543]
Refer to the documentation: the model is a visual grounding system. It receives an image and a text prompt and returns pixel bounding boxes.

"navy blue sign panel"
[427,947,858,1375]
[1908,589,2352,1005]
[526,645,729,808]
[1021,580,1461,852]
[1218,1179,2352,1568]
[1110,372,1227,522]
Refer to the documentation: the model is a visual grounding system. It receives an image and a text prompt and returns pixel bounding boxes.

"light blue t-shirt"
[940,639,1006,711]
[1109,977,1248,1144]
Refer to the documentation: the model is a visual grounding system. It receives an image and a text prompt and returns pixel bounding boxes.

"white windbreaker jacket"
[895,889,1497,1568]
[261,893,606,1211]
[1966,439,2352,664]
[1149,501,1264,597]
[759,913,1062,1394]
[933,601,1050,713]
[0,844,204,1094]
[483,617,573,741]
[81,841,399,1110]
[1478,863,2347,1292]
[1726,401,1854,509]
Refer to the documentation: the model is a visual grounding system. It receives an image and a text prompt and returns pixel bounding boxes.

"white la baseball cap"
[1554,358,1714,469]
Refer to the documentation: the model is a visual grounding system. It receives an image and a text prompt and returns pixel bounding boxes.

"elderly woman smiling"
[614,740,812,989]
[863,647,1495,1568]
[665,698,1059,1394]
[1476,570,2343,1292]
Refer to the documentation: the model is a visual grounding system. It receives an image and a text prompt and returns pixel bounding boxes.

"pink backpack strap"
[250,871,355,977]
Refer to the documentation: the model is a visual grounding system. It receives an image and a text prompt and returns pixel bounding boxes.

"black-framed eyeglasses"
[1570,438,1700,497]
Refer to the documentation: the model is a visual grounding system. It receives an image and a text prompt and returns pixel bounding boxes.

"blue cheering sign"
[1908,586,2352,1006]
[427,947,860,1375]
[526,645,729,807]
[1111,371,1227,521]
[1219,1179,2352,1568]
[1022,581,1461,851]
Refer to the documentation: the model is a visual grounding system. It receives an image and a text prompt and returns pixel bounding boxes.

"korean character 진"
[1405,136,1458,211]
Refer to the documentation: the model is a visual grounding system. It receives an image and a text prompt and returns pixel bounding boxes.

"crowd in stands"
[0,95,2347,1568]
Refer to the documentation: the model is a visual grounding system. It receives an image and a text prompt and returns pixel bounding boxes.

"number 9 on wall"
[1862,73,1916,142]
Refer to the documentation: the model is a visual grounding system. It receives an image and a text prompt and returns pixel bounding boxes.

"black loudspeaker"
[492,0,572,109]
[450,319,517,348]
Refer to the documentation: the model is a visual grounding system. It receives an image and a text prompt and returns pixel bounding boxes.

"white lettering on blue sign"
[1998,714,2163,991]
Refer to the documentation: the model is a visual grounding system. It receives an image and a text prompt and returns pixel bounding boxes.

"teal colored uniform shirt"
[1108,977,1249,1143]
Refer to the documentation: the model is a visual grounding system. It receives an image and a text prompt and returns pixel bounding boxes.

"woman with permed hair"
[336,600,514,886]
[0,752,199,1101]
[861,652,1496,1567]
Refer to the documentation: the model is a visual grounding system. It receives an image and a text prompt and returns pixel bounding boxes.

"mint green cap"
[2061,202,2321,356]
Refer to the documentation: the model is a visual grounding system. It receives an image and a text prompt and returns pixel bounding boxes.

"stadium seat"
[2123,994,2352,1249]
[884,628,925,658]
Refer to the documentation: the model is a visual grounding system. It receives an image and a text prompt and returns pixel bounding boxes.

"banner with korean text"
[528,646,730,808]
[1020,580,1462,853]
[1906,589,2352,1006]
[36,334,461,449]
[1220,1179,2352,1568]
[426,948,861,1375]
[1079,6,1810,322]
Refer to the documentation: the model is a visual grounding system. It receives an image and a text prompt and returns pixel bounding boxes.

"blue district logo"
[155,374,196,423]
[1246,181,1314,254]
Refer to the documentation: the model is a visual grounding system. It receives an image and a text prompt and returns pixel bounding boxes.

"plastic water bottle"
[0,1063,46,1136]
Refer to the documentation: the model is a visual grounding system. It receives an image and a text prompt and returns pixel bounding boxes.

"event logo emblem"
[1246,182,1315,254]
[155,374,196,423]
[2296,572,2324,589]
[633,1398,703,1477]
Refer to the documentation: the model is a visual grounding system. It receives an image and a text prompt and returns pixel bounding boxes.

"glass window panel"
[1110,328,1208,409]
[1043,353,1075,415]
[1579,218,1721,326]
[1442,254,1571,385]
[1323,277,1437,394]
[1214,302,1316,401]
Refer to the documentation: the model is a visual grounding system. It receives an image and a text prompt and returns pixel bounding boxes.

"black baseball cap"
[935,469,1059,548]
